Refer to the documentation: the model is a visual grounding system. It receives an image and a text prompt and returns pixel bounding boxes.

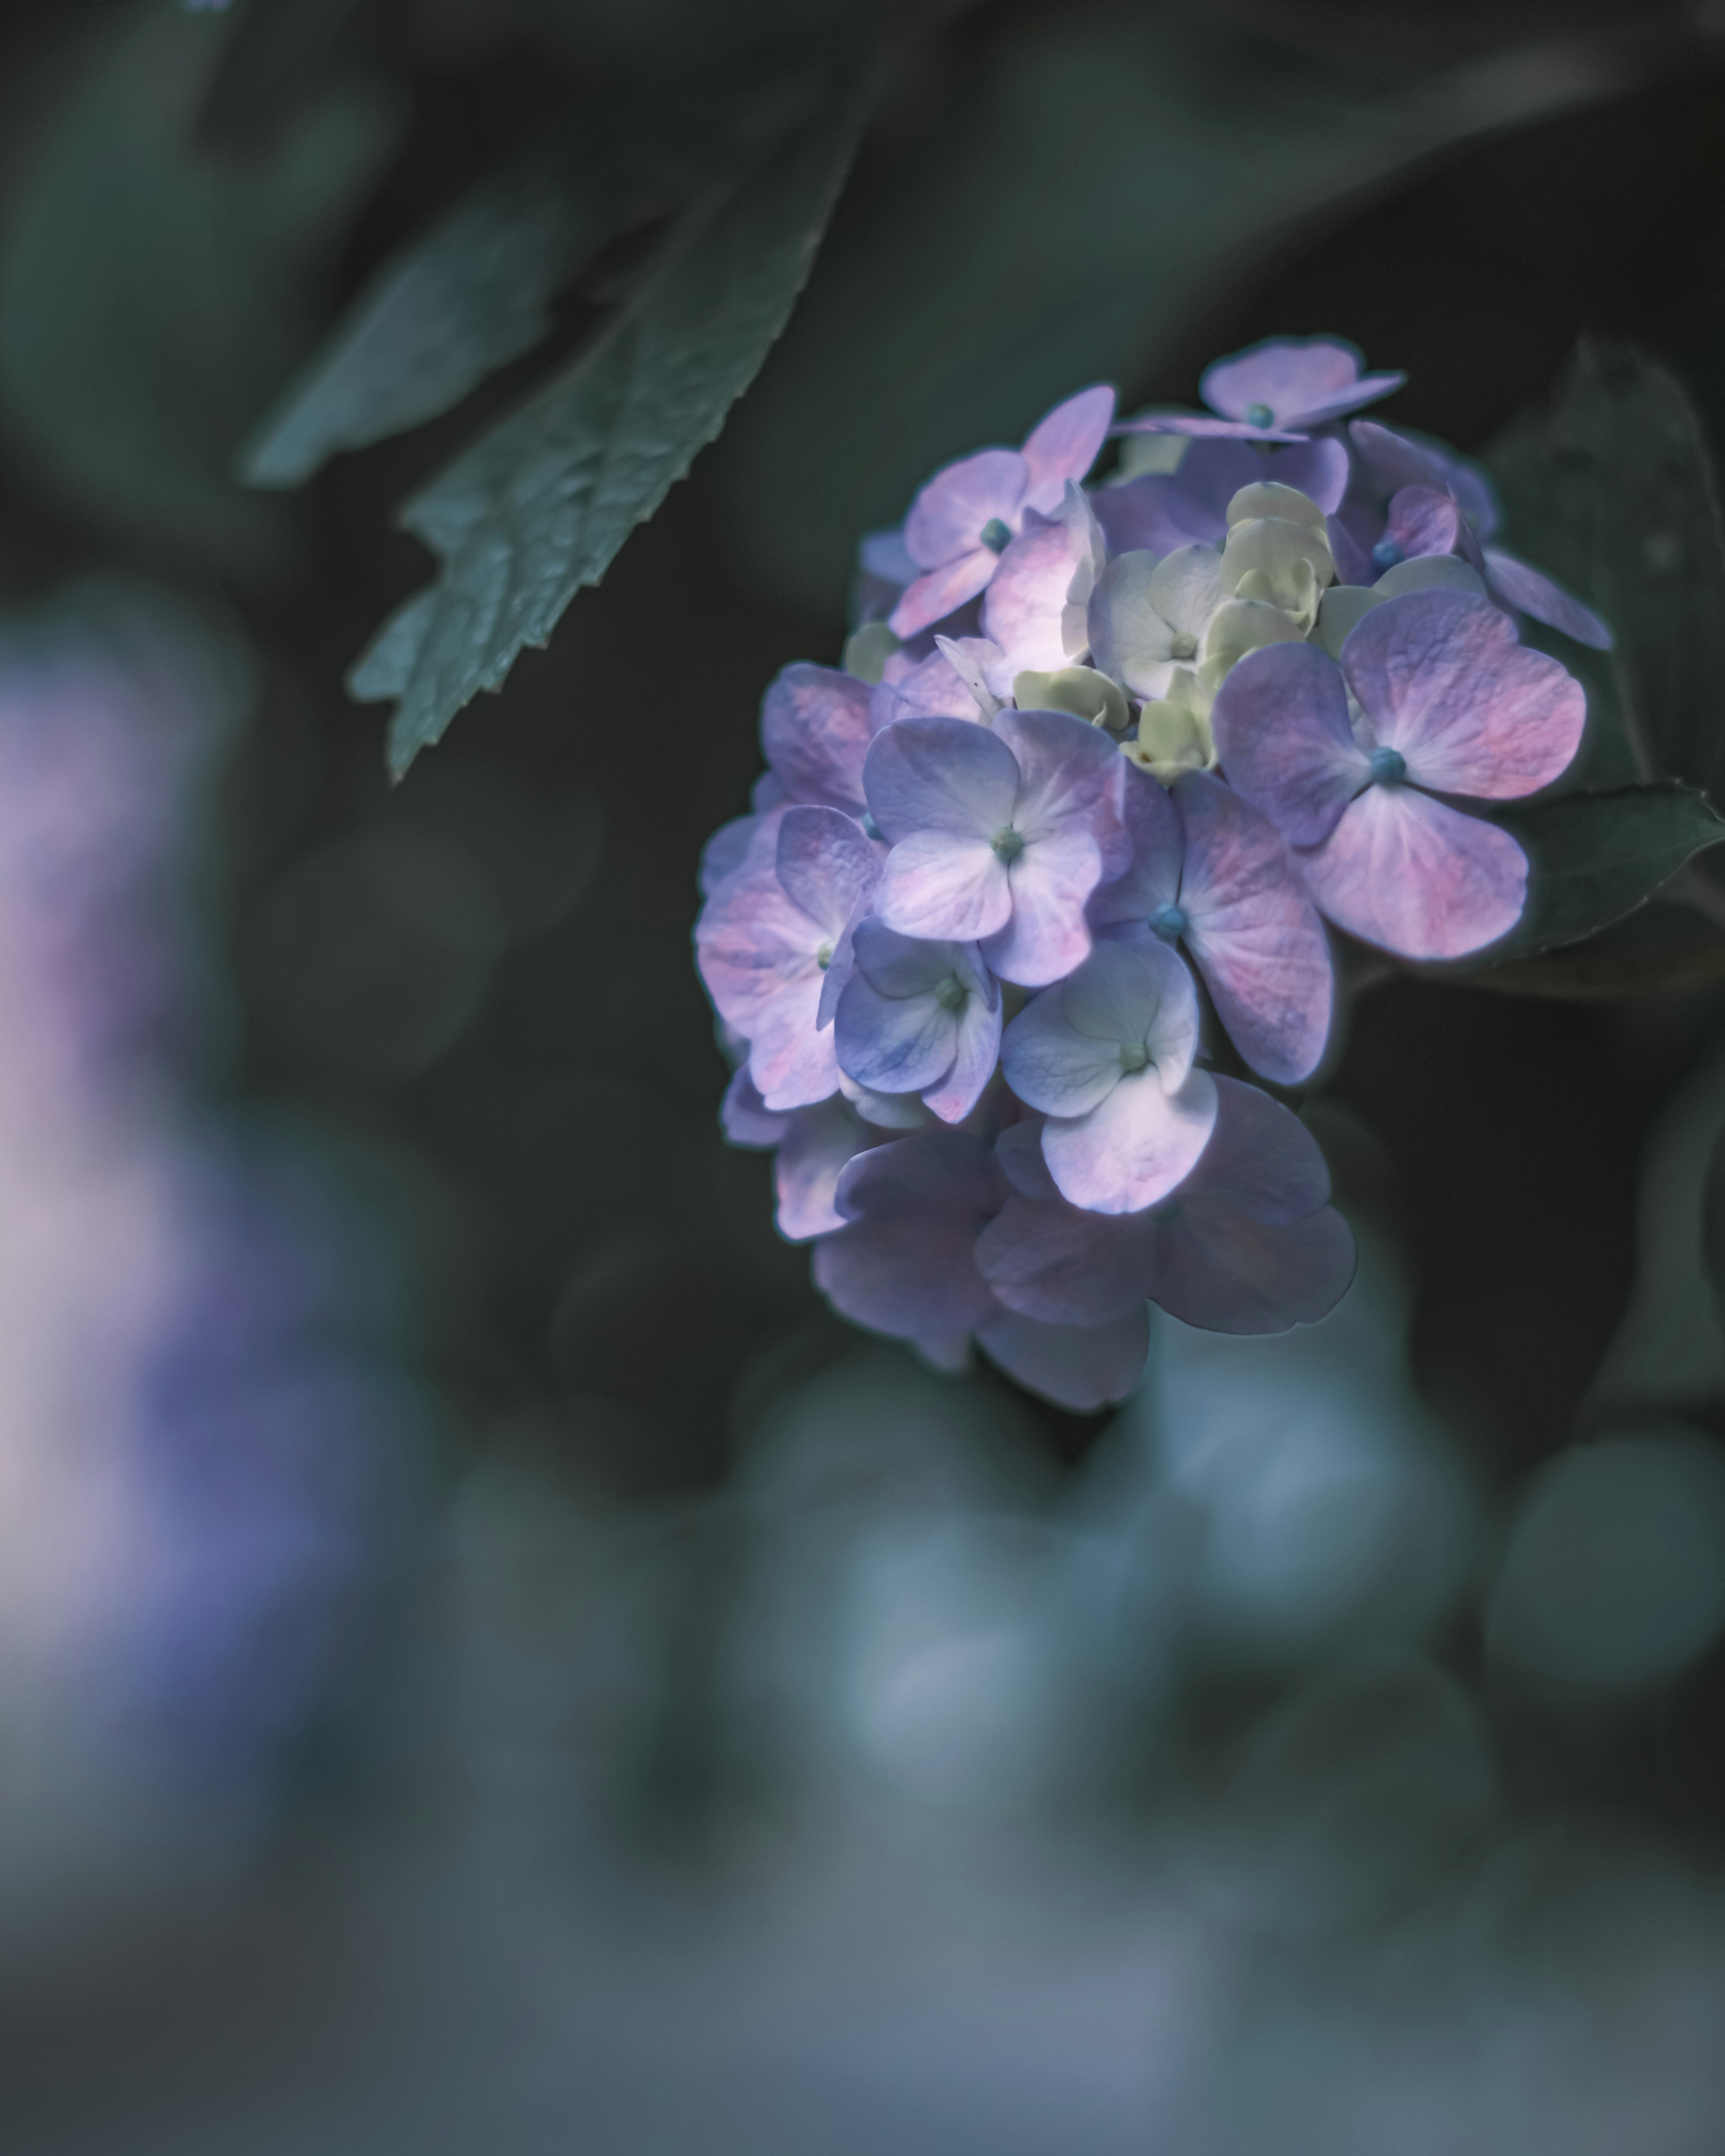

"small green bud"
[843,621,900,684]
[1013,665,1130,731]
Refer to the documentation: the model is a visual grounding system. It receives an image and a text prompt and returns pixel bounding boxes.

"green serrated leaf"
[244,114,672,487]
[1451,901,1725,1000]
[1484,782,1725,960]
[1487,343,1725,796]
[351,73,876,776]
[0,1,398,569]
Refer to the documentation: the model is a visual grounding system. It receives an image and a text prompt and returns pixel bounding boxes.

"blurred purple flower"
[889,386,1116,639]
[834,921,1001,1124]
[976,1086,1355,1333]
[812,1129,1149,1409]
[760,662,878,818]
[1000,938,1218,1214]
[1119,337,1404,444]
[721,1069,877,1239]
[695,805,882,1109]
[1212,590,1585,959]
[864,708,1123,988]
[1090,762,1333,1083]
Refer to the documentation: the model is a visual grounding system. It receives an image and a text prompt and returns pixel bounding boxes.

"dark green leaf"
[1487,343,1725,795]
[1482,782,1725,960]
[350,73,877,776]
[1443,900,1725,1000]
[0,1,398,569]
[1702,1113,1725,1345]
[243,115,674,487]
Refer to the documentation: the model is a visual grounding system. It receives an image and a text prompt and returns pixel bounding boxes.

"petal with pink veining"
[876,829,1010,945]
[864,713,1017,842]
[1340,589,1586,800]
[760,663,876,816]
[1210,641,1370,845]
[888,550,999,640]
[903,448,1027,569]
[1022,384,1116,510]
[1384,486,1461,561]
[1298,784,1528,959]
[982,517,1091,673]
[1042,1064,1218,1216]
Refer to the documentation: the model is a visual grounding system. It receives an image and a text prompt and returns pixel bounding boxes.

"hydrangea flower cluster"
[696,337,1600,1409]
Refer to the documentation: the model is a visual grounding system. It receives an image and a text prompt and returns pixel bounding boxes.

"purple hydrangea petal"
[974,1304,1150,1410]
[864,712,1018,842]
[1384,486,1462,561]
[869,645,986,729]
[980,824,1103,987]
[1021,384,1116,512]
[814,1130,1005,1336]
[1118,413,1306,443]
[1327,516,1374,588]
[975,1171,1158,1325]
[1349,419,1450,496]
[699,809,771,896]
[999,978,1129,1118]
[888,550,999,640]
[761,663,876,817]
[995,1114,1059,1200]
[1298,785,1528,960]
[1002,938,1201,1119]
[1088,760,1182,930]
[1172,769,1334,1084]
[839,1071,933,1129]
[1483,548,1613,650]
[982,512,1093,674]
[1041,1063,1219,1216]
[933,634,1012,718]
[835,939,966,1100]
[994,706,1122,848]
[694,853,821,1038]
[1273,436,1351,514]
[721,1065,789,1148]
[1151,1197,1356,1334]
[775,805,881,938]
[775,1096,871,1241]
[1209,641,1370,844]
[1090,475,1213,558]
[1340,589,1587,800]
[876,828,1011,944]
[860,527,918,586]
[1203,338,1401,430]
[1187,1072,1331,1226]
[922,969,1003,1124]
[748,980,840,1109]
[903,447,1028,570]
[1088,546,1225,700]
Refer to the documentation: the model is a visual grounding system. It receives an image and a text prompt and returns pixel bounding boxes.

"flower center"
[1369,747,1407,786]
[1372,537,1405,570]
[992,826,1025,864]
[815,940,835,971]
[980,517,1013,553]
[1119,1040,1151,1075]
[1150,901,1189,943]
[1168,631,1197,660]
[1246,403,1274,429]
[933,974,967,1014]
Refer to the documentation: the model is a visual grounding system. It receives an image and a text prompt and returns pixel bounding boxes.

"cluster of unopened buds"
[695,337,1605,1409]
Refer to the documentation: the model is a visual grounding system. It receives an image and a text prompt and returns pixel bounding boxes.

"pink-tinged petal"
[1484,548,1613,650]
[1298,786,1527,960]
[1202,338,1384,428]
[1117,413,1306,443]
[1271,436,1351,513]
[775,1097,871,1241]
[975,1304,1150,1410]
[999,979,1125,1117]
[1173,771,1334,1084]
[975,1188,1158,1325]
[839,1073,933,1130]
[1091,475,1217,557]
[1385,486,1461,561]
[1349,419,1450,496]
[1043,1063,1219,1216]
[995,705,1119,830]
[903,448,1028,570]
[888,550,999,639]
[721,1065,789,1148]
[1186,1074,1331,1225]
[1340,589,1586,799]
[1150,1200,1356,1334]
[877,830,1011,944]
[868,645,983,729]
[1282,375,1405,429]
[982,824,1102,986]
[864,713,1017,842]
[983,516,1091,673]
[749,972,840,1110]
[1089,761,1182,930]
[694,859,822,1036]
[1022,384,1116,509]
[1327,517,1374,588]
[775,805,881,939]
[1210,641,1370,845]
[922,979,1002,1125]
[699,811,765,896]
[834,971,960,1098]
[760,663,875,815]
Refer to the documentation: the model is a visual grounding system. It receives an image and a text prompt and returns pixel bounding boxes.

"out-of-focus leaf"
[1702,1114,1725,1345]
[716,9,1639,612]
[1452,901,1725,999]
[1470,784,1725,962]
[0,1,398,568]
[351,73,877,776]
[244,115,673,486]
[198,0,360,155]
[1488,343,1725,796]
